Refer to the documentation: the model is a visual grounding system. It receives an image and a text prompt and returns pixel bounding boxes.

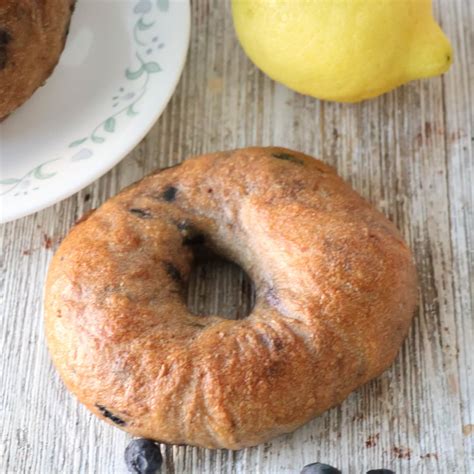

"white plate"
[0,0,190,224]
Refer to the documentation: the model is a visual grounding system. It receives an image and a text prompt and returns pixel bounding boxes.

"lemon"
[231,0,453,102]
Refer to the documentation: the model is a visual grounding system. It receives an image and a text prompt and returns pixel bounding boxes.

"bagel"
[0,0,75,120]
[45,147,418,449]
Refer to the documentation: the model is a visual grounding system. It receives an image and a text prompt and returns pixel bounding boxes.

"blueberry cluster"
[124,440,396,474]
[301,463,394,474]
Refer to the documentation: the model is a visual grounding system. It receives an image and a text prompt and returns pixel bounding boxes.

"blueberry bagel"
[45,147,418,449]
[0,0,75,120]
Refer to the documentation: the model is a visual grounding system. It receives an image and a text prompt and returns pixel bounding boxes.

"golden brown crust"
[44,147,418,449]
[0,0,74,120]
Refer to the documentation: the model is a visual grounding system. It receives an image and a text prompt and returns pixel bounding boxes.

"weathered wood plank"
[0,0,472,473]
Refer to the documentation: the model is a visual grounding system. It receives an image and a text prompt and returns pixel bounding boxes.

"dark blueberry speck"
[96,404,126,426]
[367,470,395,474]
[272,152,304,165]
[0,30,11,70]
[183,234,205,246]
[129,208,152,219]
[0,30,11,45]
[125,438,163,474]
[0,49,8,70]
[301,463,342,474]
[162,186,177,202]
[165,262,182,283]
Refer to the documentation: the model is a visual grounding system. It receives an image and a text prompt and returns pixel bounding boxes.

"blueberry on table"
[301,462,342,474]
[367,470,395,474]
[125,438,163,474]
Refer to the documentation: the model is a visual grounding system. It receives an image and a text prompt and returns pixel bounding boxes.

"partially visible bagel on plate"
[45,147,418,449]
[0,0,75,120]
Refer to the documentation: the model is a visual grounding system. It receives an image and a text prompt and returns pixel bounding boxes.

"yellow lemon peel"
[232,0,453,102]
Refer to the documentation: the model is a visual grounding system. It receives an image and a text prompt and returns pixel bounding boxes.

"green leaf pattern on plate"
[126,65,145,80]
[0,178,21,185]
[33,163,57,180]
[104,117,116,133]
[69,137,88,148]
[1,0,168,196]
[0,158,60,196]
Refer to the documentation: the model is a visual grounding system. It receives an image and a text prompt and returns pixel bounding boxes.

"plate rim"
[0,0,191,224]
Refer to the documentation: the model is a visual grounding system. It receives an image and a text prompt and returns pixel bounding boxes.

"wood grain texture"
[0,0,472,472]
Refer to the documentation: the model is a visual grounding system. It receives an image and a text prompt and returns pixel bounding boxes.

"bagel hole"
[186,253,255,320]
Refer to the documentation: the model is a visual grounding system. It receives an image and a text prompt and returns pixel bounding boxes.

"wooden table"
[1,1,472,473]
